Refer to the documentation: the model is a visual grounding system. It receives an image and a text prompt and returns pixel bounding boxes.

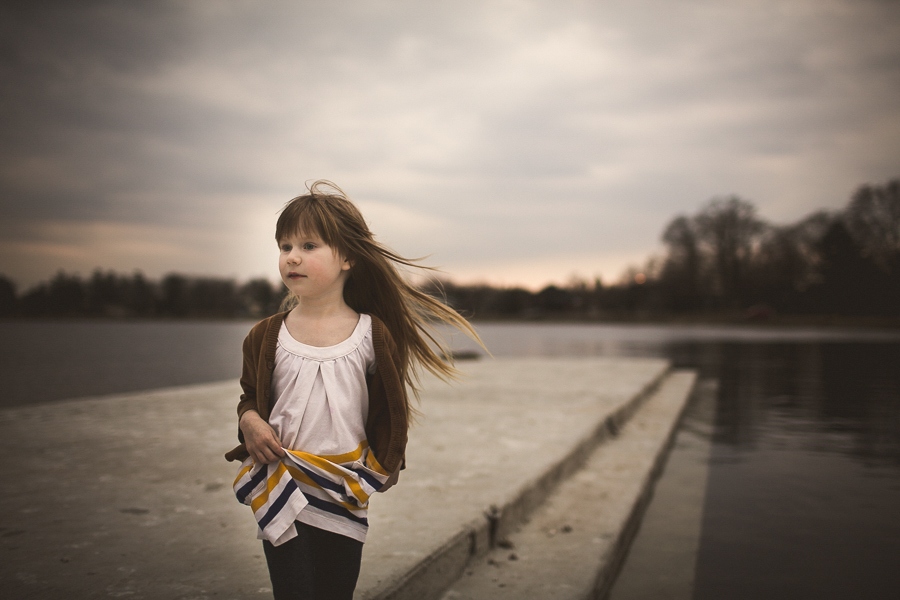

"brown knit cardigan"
[224,312,409,474]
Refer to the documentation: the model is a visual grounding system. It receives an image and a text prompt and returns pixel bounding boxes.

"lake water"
[2,319,899,598]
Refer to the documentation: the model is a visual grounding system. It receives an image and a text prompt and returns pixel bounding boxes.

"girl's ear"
[342,257,354,271]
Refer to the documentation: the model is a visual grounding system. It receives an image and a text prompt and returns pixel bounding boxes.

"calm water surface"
[461,324,900,599]
[0,320,252,407]
[2,319,899,597]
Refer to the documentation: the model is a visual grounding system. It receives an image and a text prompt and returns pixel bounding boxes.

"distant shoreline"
[4,312,900,330]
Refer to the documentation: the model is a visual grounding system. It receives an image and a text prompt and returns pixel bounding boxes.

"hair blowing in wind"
[276,181,485,414]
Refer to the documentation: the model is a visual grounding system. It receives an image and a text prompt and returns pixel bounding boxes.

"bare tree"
[694,196,767,306]
[753,211,834,303]
[844,179,900,274]
[660,215,703,310]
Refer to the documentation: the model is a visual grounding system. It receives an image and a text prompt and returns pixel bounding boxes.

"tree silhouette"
[660,215,703,311]
[0,275,16,317]
[814,220,883,315]
[161,274,189,317]
[4,178,899,321]
[240,278,284,318]
[694,196,767,307]
[844,179,900,274]
[751,212,833,312]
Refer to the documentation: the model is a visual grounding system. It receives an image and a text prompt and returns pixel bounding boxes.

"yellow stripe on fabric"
[286,440,368,465]
[233,464,253,487]
[364,451,389,476]
[250,463,290,513]
[285,447,374,503]
[284,465,370,512]
[300,458,369,504]
[286,455,369,504]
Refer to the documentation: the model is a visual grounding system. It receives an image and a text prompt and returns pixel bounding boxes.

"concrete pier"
[437,371,698,600]
[0,357,695,600]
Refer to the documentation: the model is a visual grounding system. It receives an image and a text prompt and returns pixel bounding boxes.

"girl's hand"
[240,410,286,464]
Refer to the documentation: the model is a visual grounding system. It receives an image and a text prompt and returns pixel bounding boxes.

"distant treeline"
[645,178,900,318]
[1,178,897,321]
[427,179,900,320]
[0,272,285,319]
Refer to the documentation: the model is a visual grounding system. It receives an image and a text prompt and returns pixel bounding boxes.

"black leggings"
[262,521,364,600]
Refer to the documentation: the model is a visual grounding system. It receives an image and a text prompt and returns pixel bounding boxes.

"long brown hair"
[275,180,484,416]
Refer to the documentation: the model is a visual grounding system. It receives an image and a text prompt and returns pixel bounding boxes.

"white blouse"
[269,313,376,455]
[235,313,389,545]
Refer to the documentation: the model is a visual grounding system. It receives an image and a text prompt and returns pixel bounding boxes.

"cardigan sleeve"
[225,317,271,462]
[381,325,409,471]
[365,318,409,474]
[236,331,259,429]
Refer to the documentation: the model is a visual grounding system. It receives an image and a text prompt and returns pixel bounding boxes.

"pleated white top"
[233,313,390,544]
[269,313,376,456]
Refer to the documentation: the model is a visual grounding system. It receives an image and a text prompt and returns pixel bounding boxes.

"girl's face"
[278,230,351,302]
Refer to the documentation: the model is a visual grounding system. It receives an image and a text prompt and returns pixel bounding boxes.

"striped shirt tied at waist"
[233,441,389,546]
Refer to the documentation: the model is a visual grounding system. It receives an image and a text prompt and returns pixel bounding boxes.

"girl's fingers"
[254,449,276,464]
[244,421,285,463]
[250,437,284,464]
[266,433,285,457]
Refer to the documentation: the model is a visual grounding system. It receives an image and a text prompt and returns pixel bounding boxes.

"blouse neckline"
[277,313,371,361]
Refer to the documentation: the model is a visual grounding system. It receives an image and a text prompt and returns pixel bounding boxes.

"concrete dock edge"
[369,365,672,600]
[436,370,699,600]
[591,376,703,600]
[0,358,677,600]
[489,364,669,547]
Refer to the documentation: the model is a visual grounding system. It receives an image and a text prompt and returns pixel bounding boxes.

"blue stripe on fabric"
[236,465,268,504]
[258,478,299,530]
[295,463,349,496]
[349,467,383,491]
[304,492,369,526]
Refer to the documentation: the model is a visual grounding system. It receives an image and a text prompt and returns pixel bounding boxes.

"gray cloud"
[2,0,899,288]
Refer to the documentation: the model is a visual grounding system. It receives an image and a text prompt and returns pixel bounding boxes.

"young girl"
[224,181,481,600]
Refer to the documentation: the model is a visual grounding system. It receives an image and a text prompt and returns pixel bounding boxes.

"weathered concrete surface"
[609,380,717,600]
[0,357,670,600]
[438,370,698,600]
[0,382,267,600]
[358,358,669,600]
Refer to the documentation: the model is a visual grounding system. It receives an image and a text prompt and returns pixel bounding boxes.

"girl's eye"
[280,244,292,252]
[303,243,316,250]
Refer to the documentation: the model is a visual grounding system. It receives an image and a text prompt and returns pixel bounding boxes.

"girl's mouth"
[287,272,305,279]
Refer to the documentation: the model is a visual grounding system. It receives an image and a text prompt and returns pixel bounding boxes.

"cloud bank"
[2,0,898,289]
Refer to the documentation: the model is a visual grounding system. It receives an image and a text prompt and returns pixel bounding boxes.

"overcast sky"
[2,0,899,291]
